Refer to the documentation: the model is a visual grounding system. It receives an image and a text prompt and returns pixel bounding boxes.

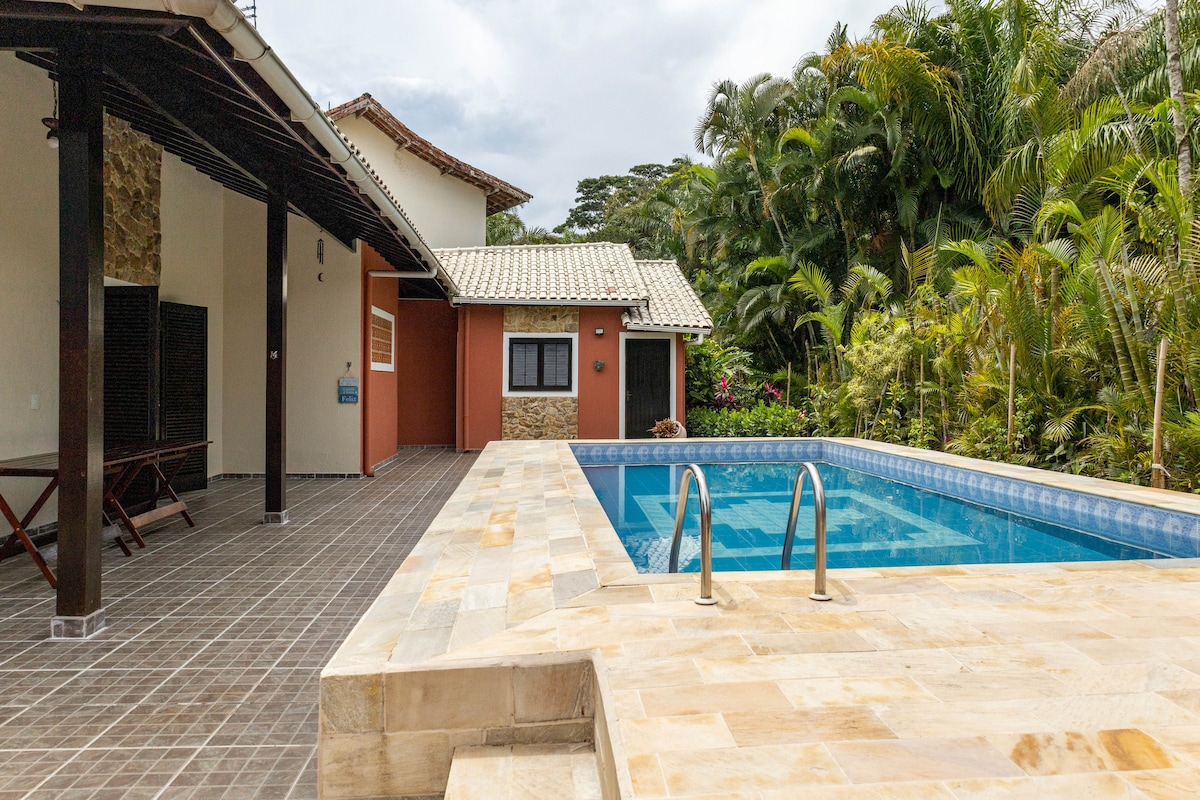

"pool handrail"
[667,463,718,606]
[781,462,832,601]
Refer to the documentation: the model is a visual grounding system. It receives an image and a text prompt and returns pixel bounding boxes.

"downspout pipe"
[39,0,447,285]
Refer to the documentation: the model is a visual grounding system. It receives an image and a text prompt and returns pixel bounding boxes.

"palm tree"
[1164,0,1192,193]
[694,73,794,246]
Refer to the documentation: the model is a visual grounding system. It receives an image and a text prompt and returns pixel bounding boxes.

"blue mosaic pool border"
[569,440,1200,558]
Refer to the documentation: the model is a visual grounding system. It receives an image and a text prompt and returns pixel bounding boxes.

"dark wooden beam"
[264,193,288,523]
[102,46,366,247]
[54,31,106,637]
[0,0,185,28]
[0,10,183,49]
[5,8,427,273]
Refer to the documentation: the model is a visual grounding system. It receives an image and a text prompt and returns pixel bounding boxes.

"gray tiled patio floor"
[0,448,476,800]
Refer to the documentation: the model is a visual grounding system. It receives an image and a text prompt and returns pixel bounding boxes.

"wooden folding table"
[0,439,209,588]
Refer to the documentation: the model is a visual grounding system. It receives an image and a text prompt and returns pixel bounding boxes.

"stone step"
[444,743,602,800]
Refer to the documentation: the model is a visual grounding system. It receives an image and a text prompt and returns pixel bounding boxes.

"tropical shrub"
[688,403,815,438]
[633,1,1200,492]
[685,339,757,410]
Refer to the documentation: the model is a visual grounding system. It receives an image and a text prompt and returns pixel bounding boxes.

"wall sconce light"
[593,360,605,371]
[42,82,58,149]
[317,237,325,265]
[594,328,604,336]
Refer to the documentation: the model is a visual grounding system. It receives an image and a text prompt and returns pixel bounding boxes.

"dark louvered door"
[625,339,671,439]
[104,286,160,508]
[160,302,208,492]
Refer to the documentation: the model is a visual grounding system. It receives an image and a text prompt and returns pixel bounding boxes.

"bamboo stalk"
[786,362,792,407]
[1007,343,1017,449]
[1152,337,1169,490]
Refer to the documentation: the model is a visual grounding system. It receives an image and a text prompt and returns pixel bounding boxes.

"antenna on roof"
[239,1,257,27]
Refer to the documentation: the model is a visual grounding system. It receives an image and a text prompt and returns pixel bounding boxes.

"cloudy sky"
[253,1,1136,230]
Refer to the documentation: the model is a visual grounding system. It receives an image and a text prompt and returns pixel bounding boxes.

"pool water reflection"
[583,462,1168,573]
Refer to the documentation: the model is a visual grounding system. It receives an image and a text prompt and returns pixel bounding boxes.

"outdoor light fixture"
[317,237,325,264]
[594,328,604,336]
[594,360,605,371]
[42,83,58,149]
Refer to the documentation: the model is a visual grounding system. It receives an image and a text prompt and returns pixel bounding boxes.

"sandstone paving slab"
[320,440,1200,799]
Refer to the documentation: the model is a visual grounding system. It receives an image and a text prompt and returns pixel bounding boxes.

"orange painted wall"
[577,307,625,439]
[361,246,398,473]
[453,303,691,448]
[395,299,458,446]
[455,304,681,447]
[456,305,504,450]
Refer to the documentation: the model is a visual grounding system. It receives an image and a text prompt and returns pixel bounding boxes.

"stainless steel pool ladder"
[667,464,718,606]
[781,462,832,601]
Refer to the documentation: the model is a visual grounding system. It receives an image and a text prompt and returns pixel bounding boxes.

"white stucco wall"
[0,54,61,530]
[159,153,225,476]
[335,114,487,248]
[0,51,364,540]
[221,191,363,475]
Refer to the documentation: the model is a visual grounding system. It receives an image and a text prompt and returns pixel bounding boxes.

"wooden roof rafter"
[1,0,436,274]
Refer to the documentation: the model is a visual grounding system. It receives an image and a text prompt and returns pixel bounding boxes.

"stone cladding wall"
[502,396,578,440]
[502,305,579,440]
[104,114,162,286]
[503,306,578,333]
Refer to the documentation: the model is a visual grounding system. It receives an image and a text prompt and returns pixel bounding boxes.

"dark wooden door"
[104,285,159,509]
[160,302,208,492]
[625,339,671,439]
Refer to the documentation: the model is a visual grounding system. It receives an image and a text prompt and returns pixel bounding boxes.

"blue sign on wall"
[338,377,359,404]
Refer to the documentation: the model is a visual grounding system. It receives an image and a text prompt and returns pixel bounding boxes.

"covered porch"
[0,0,440,636]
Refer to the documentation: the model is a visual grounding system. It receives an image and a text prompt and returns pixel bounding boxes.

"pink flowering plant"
[714,376,740,410]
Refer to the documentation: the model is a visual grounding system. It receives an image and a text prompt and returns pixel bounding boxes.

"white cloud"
[257,0,904,229]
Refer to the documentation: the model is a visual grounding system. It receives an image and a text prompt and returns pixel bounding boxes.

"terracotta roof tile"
[434,243,646,304]
[433,244,712,333]
[329,93,531,216]
[626,260,715,333]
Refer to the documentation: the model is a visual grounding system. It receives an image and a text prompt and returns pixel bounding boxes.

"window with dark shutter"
[544,340,570,388]
[508,338,572,392]
[511,341,540,388]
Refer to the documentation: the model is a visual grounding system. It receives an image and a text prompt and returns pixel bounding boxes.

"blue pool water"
[582,462,1168,573]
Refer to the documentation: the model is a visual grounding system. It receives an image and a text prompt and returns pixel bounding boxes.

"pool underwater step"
[445,743,602,800]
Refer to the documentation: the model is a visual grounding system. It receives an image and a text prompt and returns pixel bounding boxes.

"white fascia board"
[449,297,650,308]
[625,324,713,335]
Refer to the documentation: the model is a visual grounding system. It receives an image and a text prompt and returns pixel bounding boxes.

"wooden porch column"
[264,193,288,523]
[54,33,107,637]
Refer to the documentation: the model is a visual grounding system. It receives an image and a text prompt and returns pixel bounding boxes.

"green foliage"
[554,159,692,258]
[657,0,1200,492]
[684,339,757,410]
[687,403,816,438]
[485,210,563,246]
[842,315,912,433]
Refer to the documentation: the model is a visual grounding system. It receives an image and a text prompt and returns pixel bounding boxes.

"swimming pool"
[572,439,1200,572]
[583,462,1166,572]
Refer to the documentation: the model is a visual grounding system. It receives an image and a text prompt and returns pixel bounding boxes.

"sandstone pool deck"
[319,439,1200,799]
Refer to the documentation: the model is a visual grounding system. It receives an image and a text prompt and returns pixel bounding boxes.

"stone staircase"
[444,743,602,800]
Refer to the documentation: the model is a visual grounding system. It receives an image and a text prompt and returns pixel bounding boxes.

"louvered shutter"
[160,302,208,492]
[104,286,159,509]
[511,341,539,388]
[544,341,570,388]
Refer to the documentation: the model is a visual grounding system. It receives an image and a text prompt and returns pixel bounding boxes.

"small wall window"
[509,337,572,392]
[370,307,395,372]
